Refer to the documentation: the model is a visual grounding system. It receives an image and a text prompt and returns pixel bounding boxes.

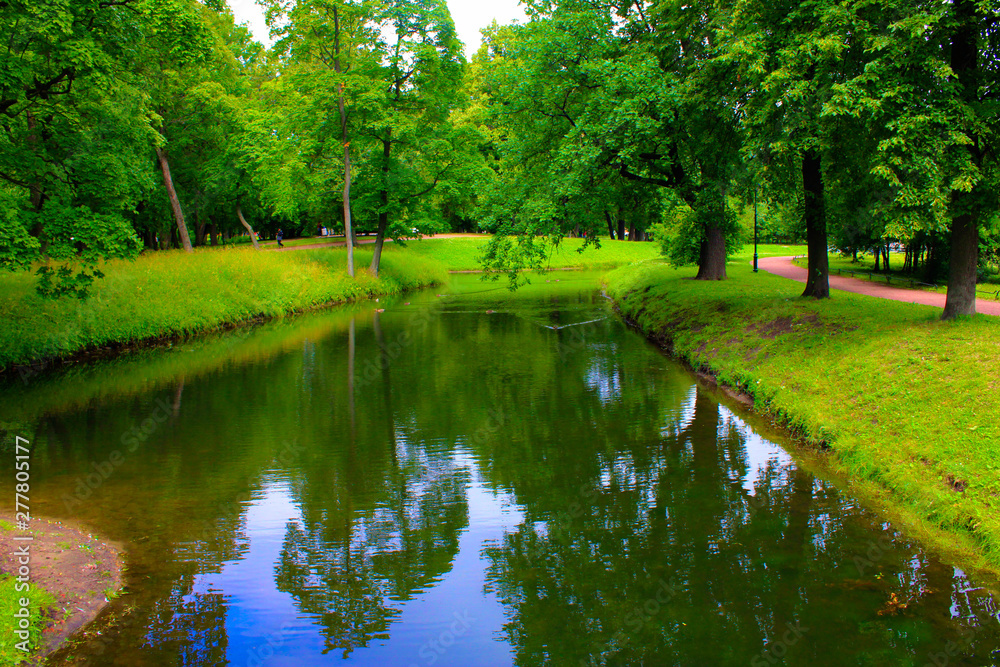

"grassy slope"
[0,236,668,370]
[1,246,447,370]
[605,259,1000,572]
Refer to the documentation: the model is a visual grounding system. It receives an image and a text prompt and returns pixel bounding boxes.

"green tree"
[722,0,873,298]
[829,0,1000,318]
[475,0,743,284]
[0,0,168,295]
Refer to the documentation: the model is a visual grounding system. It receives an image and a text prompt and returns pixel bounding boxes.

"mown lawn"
[605,259,1000,574]
[389,236,662,271]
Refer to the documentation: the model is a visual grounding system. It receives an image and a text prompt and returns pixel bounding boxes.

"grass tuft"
[0,576,55,663]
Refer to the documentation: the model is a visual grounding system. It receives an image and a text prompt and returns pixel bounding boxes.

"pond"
[2,271,1000,666]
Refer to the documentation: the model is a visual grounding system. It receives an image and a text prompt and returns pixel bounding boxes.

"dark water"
[2,272,1000,666]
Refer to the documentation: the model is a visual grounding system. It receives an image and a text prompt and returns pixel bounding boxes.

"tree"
[362,0,467,276]
[830,0,1000,318]
[722,0,873,298]
[0,0,166,295]
[475,0,743,284]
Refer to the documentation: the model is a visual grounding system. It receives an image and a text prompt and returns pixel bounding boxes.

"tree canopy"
[1,0,997,316]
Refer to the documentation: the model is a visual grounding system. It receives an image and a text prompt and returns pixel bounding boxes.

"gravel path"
[757,256,1000,317]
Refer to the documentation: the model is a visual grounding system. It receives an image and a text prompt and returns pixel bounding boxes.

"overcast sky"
[227,0,528,56]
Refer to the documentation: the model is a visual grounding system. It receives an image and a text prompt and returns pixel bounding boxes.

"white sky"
[227,0,528,57]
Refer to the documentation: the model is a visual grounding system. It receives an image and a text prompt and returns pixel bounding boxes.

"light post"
[753,185,759,273]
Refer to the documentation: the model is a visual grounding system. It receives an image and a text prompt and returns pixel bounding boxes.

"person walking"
[276,228,284,249]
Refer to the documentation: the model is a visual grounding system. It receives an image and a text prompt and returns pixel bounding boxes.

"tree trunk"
[628,222,635,241]
[874,246,881,271]
[369,133,392,276]
[605,211,616,240]
[695,220,727,280]
[883,244,890,272]
[942,0,981,320]
[942,195,979,319]
[237,205,260,250]
[333,6,355,278]
[617,216,625,242]
[25,111,48,252]
[154,145,193,253]
[210,219,219,247]
[195,212,207,247]
[801,149,829,298]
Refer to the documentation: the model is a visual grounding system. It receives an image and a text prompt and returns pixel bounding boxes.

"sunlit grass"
[605,260,1000,571]
[389,236,663,271]
[0,246,447,369]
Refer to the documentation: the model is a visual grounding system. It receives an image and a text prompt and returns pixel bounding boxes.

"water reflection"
[1,273,998,666]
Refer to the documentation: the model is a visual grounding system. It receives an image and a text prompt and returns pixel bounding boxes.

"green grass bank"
[0,246,447,371]
[0,575,53,664]
[1,236,671,372]
[605,259,1000,575]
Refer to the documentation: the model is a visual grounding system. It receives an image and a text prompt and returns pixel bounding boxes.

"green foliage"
[473,0,745,281]
[0,0,218,294]
[652,191,746,267]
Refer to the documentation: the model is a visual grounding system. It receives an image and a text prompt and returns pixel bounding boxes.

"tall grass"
[0,246,447,370]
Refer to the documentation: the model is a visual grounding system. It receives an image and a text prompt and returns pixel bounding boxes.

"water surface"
[2,272,999,666]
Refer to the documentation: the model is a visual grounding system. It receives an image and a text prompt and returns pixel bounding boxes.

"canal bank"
[4,271,1000,664]
[0,246,448,374]
[604,259,1000,580]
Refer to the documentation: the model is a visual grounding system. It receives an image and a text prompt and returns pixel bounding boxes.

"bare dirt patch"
[746,316,796,339]
[0,512,123,662]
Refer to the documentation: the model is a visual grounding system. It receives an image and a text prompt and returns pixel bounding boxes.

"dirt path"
[262,232,485,251]
[0,512,123,663]
[757,256,1000,317]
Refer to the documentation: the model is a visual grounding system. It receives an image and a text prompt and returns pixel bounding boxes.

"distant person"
[277,228,284,248]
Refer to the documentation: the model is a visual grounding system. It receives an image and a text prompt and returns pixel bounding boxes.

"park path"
[757,256,1000,317]
[262,232,483,251]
